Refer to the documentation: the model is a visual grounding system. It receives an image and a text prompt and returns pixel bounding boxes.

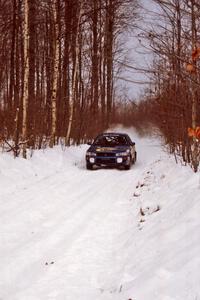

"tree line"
[0,0,137,157]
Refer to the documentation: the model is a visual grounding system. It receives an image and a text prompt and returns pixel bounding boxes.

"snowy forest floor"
[0,127,200,300]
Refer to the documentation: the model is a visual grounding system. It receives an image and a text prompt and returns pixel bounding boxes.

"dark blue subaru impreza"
[86,132,137,170]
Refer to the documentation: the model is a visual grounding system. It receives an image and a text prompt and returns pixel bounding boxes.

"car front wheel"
[132,151,137,164]
[124,164,131,170]
[124,155,132,170]
[86,163,94,170]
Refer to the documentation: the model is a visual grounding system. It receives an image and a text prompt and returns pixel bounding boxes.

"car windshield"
[94,135,128,146]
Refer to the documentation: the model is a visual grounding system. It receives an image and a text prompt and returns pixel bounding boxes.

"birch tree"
[50,0,60,148]
[22,0,29,158]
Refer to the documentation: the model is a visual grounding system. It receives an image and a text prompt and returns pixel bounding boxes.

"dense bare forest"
[117,0,200,172]
[0,0,199,171]
[0,0,137,157]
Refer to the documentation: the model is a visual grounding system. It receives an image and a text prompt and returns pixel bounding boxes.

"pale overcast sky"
[116,0,158,100]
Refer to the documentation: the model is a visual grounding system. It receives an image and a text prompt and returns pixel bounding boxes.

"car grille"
[96,158,116,164]
[96,152,116,157]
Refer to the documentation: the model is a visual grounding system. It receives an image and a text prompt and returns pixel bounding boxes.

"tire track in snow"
[1,164,142,299]
[0,134,162,300]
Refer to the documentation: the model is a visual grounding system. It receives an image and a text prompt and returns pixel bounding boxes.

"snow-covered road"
[1,128,200,300]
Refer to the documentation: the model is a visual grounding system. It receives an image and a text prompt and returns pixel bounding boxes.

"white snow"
[0,127,200,300]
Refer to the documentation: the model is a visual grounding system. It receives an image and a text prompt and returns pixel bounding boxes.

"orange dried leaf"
[196,127,200,138]
[192,47,200,61]
[188,126,200,138]
[188,127,195,137]
[186,63,195,72]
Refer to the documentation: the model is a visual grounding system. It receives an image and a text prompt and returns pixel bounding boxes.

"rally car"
[86,132,137,170]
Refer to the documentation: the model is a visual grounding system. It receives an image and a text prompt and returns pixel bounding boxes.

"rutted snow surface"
[0,128,200,300]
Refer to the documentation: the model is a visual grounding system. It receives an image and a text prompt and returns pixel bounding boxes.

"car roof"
[101,132,129,137]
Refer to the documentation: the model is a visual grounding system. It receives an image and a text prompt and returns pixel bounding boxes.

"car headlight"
[86,152,96,157]
[116,157,123,163]
[116,150,130,157]
[116,152,129,156]
[89,157,95,163]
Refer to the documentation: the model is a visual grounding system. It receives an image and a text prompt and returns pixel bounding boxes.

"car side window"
[125,136,132,145]
[128,136,135,146]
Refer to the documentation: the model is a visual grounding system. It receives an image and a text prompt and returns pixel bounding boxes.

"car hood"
[87,145,130,153]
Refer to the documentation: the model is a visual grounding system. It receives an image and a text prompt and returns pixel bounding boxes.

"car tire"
[124,155,131,170]
[124,165,130,170]
[132,151,137,164]
[86,163,93,170]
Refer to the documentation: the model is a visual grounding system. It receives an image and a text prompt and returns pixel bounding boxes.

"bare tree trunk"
[9,0,17,113]
[91,0,99,133]
[22,0,29,158]
[105,0,114,128]
[50,0,59,148]
[14,107,20,158]
[65,1,82,146]
[63,0,71,139]
[28,0,36,138]
[191,0,199,172]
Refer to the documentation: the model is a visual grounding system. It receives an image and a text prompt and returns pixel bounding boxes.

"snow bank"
[123,149,200,300]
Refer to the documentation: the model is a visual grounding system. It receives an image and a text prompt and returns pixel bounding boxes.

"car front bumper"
[86,155,130,167]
